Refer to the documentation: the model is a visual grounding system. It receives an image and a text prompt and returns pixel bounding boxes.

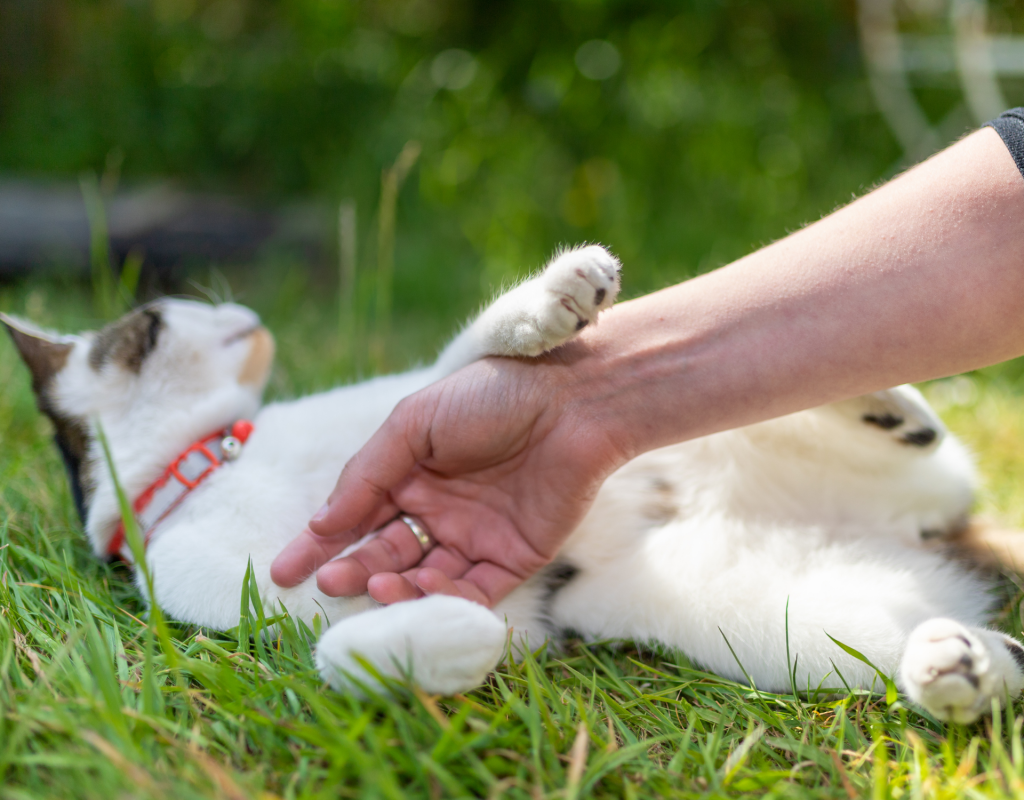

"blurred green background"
[2,0,1023,371]
[0,1,901,311]
[12,9,1024,795]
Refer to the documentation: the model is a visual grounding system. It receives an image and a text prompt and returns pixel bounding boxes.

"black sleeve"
[986,108,1024,180]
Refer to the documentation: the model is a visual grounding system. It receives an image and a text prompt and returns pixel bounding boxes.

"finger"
[416,545,473,578]
[367,502,402,534]
[270,527,362,588]
[389,476,553,578]
[315,517,434,596]
[312,499,401,543]
[314,557,372,597]
[319,524,473,598]
[321,500,402,543]
[308,401,428,537]
[367,572,423,603]
[413,568,493,607]
[453,561,532,607]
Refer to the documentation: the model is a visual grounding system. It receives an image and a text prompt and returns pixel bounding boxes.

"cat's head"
[2,300,274,533]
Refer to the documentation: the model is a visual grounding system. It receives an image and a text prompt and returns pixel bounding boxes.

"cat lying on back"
[5,244,1024,723]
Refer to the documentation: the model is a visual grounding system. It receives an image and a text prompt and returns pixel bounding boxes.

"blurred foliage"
[12,8,1024,795]
[0,0,911,317]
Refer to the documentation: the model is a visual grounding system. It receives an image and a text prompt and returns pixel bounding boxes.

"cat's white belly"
[140,371,441,630]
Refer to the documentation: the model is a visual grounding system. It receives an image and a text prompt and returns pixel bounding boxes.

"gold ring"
[399,515,433,552]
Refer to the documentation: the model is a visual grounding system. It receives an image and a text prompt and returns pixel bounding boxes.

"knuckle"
[376,534,405,566]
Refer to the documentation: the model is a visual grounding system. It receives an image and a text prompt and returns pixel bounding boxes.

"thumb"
[270,398,432,589]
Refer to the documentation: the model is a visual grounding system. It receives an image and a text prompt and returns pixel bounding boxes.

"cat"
[5,244,1024,724]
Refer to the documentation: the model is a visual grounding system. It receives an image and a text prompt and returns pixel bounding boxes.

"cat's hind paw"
[851,387,944,449]
[900,618,1024,723]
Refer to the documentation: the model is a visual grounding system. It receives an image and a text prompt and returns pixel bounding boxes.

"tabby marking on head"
[88,306,164,374]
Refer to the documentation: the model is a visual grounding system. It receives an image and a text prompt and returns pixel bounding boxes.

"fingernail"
[311,503,329,523]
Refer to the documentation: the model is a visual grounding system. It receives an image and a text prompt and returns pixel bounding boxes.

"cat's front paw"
[900,618,1016,723]
[316,595,507,696]
[534,245,620,348]
[476,245,620,359]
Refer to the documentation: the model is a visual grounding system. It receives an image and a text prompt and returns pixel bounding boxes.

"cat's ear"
[1,313,75,393]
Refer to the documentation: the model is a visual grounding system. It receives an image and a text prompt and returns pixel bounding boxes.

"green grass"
[6,277,1024,799]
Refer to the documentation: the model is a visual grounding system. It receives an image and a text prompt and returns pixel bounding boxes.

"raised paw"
[470,244,620,359]
[900,618,1022,723]
[536,245,620,344]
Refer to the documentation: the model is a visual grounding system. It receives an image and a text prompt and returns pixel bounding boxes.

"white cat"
[5,245,1023,724]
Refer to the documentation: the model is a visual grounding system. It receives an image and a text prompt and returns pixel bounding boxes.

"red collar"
[107,420,254,558]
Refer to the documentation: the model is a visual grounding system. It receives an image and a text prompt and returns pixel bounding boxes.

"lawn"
[4,272,1024,800]
[6,1,1024,795]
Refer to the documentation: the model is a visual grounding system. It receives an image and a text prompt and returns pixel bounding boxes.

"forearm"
[555,127,1024,459]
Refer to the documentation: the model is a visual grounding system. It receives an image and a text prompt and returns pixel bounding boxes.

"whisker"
[210,267,235,304]
[187,280,222,305]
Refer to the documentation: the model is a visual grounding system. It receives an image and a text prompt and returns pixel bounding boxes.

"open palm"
[270,353,626,606]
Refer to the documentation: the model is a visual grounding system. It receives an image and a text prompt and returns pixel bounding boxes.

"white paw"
[900,618,1016,723]
[533,245,620,349]
[845,386,945,449]
[316,595,507,696]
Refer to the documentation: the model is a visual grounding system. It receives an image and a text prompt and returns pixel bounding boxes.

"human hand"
[269,352,628,607]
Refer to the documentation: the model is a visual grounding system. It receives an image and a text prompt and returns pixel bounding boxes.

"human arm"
[271,125,1024,605]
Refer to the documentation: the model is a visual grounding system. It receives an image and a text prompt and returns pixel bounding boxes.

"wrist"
[543,273,771,462]
[541,306,686,466]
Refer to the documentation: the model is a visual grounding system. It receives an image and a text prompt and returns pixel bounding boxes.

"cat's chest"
[163,378,419,526]
[241,370,432,471]
[140,368,440,561]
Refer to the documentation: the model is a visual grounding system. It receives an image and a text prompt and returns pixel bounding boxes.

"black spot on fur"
[89,306,164,373]
[1005,640,1024,673]
[2,316,94,522]
[27,374,93,524]
[49,409,92,523]
[575,318,588,331]
[540,560,579,617]
[921,515,969,542]
[863,413,904,430]
[538,561,579,633]
[594,288,606,305]
[902,428,937,447]
[20,396,93,524]
[650,477,673,493]
[544,562,579,596]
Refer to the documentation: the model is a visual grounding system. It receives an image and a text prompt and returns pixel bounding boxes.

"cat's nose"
[217,303,261,328]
